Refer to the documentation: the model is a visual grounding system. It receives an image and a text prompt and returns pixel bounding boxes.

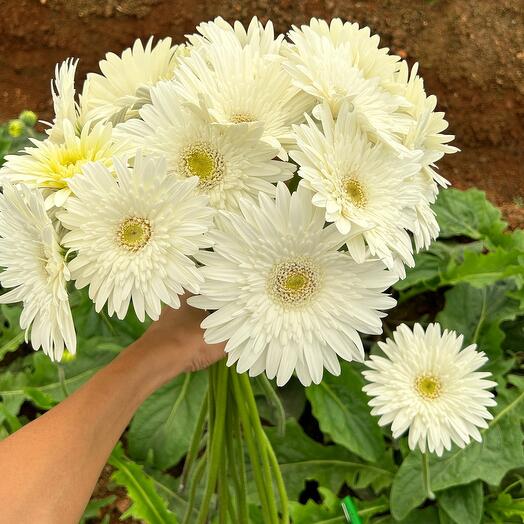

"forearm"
[0,340,182,524]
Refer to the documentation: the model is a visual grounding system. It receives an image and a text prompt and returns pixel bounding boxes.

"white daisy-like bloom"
[363,323,497,456]
[0,183,75,361]
[45,58,81,143]
[291,103,422,277]
[115,81,295,211]
[188,183,396,386]
[284,18,412,153]
[173,23,314,159]
[0,120,131,209]
[393,61,458,250]
[81,37,188,125]
[58,152,214,321]
[187,16,284,56]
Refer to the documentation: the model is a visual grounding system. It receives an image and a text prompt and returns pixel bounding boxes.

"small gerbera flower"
[173,21,314,159]
[291,102,421,276]
[363,323,497,456]
[0,120,130,209]
[188,183,396,386]
[81,37,188,124]
[0,183,76,361]
[284,18,411,153]
[114,81,295,211]
[188,16,284,56]
[393,61,458,250]
[58,152,214,321]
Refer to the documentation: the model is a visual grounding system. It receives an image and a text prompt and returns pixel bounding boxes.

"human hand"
[119,295,226,392]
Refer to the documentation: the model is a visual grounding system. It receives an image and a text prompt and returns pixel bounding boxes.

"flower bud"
[19,110,38,127]
[7,119,24,138]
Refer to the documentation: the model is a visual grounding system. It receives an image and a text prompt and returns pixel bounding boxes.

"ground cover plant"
[0,17,523,524]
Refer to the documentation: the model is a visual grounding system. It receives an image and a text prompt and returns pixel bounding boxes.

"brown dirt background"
[0,0,523,227]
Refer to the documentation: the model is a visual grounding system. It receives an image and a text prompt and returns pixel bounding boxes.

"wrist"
[111,339,186,400]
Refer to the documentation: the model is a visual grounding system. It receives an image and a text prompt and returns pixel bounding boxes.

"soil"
[0,0,522,226]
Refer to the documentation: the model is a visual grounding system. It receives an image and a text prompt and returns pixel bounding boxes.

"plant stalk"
[421,452,435,500]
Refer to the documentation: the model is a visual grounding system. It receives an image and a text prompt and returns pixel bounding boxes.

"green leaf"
[0,403,21,433]
[443,249,524,287]
[23,387,57,410]
[146,469,199,522]
[485,492,524,523]
[289,487,343,523]
[0,305,24,361]
[128,371,208,470]
[306,363,385,462]
[378,506,440,524]
[437,281,521,359]
[390,387,524,520]
[80,495,116,523]
[438,481,483,524]
[434,188,506,241]
[266,419,394,500]
[108,444,178,524]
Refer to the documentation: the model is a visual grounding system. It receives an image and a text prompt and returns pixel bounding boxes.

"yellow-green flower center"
[179,142,225,190]
[117,217,152,252]
[230,112,256,124]
[267,257,321,308]
[415,374,442,400]
[343,177,367,208]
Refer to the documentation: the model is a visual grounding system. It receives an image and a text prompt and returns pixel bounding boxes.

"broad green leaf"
[0,305,24,362]
[108,444,178,524]
[306,363,385,462]
[437,281,521,359]
[438,481,483,524]
[434,188,506,242]
[377,506,440,524]
[443,249,524,287]
[390,386,524,520]
[128,371,208,470]
[266,419,394,500]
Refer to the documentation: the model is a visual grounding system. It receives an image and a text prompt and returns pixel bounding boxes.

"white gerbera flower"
[115,81,295,211]
[173,24,314,158]
[291,103,421,276]
[45,58,81,143]
[393,61,459,250]
[81,37,187,124]
[59,153,214,322]
[363,323,497,456]
[0,183,75,361]
[284,18,412,153]
[188,16,284,55]
[188,183,396,386]
[0,120,130,209]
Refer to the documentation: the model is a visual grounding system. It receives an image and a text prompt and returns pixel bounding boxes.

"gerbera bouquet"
[0,16,496,522]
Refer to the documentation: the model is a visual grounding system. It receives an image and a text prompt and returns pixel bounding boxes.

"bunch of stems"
[181,361,289,524]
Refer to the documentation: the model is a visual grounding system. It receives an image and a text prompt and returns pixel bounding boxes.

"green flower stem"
[421,452,435,500]
[238,372,280,523]
[218,450,229,524]
[195,363,229,524]
[182,451,207,524]
[179,394,208,492]
[231,371,274,524]
[226,387,249,523]
[256,374,286,437]
[262,431,289,524]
